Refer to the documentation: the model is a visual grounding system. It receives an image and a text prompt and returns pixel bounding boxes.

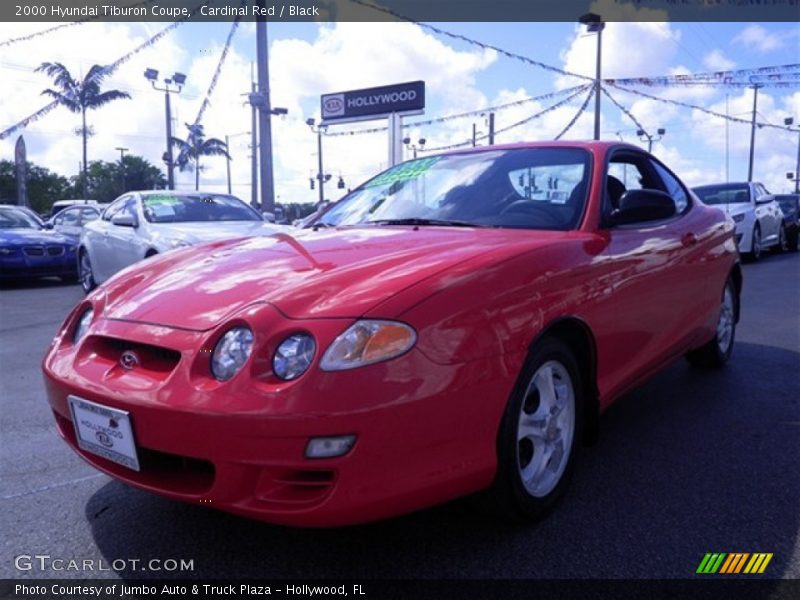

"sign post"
[321,81,425,167]
[15,135,28,207]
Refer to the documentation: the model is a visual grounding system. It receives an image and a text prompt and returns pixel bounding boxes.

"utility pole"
[225,135,232,195]
[472,123,478,147]
[786,118,800,194]
[748,84,763,182]
[725,95,730,184]
[256,5,275,215]
[488,112,495,145]
[247,80,258,208]
[579,13,605,141]
[115,146,128,194]
[307,118,328,205]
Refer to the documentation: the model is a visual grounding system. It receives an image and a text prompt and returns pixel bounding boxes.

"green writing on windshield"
[364,157,441,189]
[143,194,181,206]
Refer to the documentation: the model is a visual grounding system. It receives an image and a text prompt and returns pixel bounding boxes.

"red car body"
[43,142,740,526]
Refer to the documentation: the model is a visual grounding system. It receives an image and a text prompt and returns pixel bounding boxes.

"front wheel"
[79,250,97,293]
[492,337,583,522]
[685,277,737,368]
[749,226,762,261]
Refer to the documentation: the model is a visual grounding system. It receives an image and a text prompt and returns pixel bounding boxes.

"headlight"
[273,333,316,380]
[320,320,416,371]
[0,247,16,256]
[73,308,94,344]
[211,327,254,381]
[732,214,745,223]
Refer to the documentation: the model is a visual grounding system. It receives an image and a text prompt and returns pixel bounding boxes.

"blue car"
[0,205,78,281]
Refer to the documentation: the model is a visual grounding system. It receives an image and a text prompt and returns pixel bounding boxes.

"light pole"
[747,83,763,182]
[307,118,330,206]
[115,146,128,194]
[785,117,800,194]
[403,137,426,159]
[637,127,666,153]
[579,13,604,141]
[144,69,186,191]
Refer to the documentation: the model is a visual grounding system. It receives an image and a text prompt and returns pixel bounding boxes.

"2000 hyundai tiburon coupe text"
[43,142,741,526]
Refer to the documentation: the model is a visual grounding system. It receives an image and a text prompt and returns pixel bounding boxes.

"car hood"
[150,221,286,244]
[102,226,559,330]
[714,202,751,217]
[0,228,71,245]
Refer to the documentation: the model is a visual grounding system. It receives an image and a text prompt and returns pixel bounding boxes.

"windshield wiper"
[367,217,482,228]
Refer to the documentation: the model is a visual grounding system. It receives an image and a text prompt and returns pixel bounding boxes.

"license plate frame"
[67,395,140,471]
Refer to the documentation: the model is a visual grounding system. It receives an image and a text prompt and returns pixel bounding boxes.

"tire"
[59,275,79,284]
[773,223,788,253]
[492,337,583,522]
[749,225,762,261]
[788,230,799,253]
[79,249,97,293]
[685,277,737,368]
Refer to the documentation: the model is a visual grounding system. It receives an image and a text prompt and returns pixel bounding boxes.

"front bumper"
[0,251,77,279]
[42,303,510,526]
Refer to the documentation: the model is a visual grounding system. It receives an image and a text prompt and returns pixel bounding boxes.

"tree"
[0,160,72,215]
[71,155,167,202]
[36,62,131,198]
[171,123,230,190]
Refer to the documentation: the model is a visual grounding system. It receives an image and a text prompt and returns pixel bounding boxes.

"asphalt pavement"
[1,252,798,581]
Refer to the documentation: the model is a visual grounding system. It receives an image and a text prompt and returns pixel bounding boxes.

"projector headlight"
[211,326,254,381]
[273,333,316,380]
[320,320,416,371]
[73,308,94,344]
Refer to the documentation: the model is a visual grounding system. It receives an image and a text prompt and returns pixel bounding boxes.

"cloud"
[702,49,735,72]
[732,24,792,54]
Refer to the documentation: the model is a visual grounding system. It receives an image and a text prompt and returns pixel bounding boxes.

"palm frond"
[86,89,131,109]
[85,64,114,85]
[41,88,81,112]
[36,62,76,91]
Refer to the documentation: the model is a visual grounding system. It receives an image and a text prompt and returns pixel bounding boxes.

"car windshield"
[693,184,750,205]
[0,207,42,229]
[142,193,261,223]
[317,148,592,231]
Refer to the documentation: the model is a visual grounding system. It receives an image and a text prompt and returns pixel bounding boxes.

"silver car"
[78,191,286,292]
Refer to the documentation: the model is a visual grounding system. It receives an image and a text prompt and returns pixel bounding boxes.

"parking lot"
[1,252,798,581]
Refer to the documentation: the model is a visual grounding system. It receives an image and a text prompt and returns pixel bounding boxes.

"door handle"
[681,232,697,247]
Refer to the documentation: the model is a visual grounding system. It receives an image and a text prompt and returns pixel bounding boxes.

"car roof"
[437,139,629,158]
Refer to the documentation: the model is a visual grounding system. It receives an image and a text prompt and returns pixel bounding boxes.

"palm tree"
[37,62,131,198]
[171,123,230,190]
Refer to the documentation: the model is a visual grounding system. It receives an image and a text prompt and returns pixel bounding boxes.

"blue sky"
[1,18,798,203]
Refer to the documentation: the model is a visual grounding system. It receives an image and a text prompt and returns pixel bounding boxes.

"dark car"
[0,205,78,282]
[775,194,799,252]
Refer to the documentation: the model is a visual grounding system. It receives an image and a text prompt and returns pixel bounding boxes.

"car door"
[52,207,82,241]
[90,196,129,281]
[753,183,779,244]
[589,149,701,400]
[105,195,148,276]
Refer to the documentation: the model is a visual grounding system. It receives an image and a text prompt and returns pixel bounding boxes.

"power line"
[554,87,595,140]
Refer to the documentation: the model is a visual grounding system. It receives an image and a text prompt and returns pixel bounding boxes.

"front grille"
[23,246,44,256]
[47,246,64,256]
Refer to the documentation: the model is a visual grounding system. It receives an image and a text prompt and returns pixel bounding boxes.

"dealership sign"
[321,81,425,125]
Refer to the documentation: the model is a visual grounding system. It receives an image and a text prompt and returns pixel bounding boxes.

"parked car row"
[691,182,797,259]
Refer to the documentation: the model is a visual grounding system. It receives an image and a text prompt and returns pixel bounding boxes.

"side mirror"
[755,195,773,205]
[43,222,54,230]
[610,189,676,226]
[111,213,138,228]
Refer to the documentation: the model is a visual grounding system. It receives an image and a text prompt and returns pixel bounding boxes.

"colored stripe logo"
[697,553,773,574]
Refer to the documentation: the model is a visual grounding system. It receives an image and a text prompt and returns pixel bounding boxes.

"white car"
[692,181,786,260]
[78,191,286,292]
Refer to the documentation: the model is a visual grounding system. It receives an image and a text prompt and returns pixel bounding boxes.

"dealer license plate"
[68,395,140,471]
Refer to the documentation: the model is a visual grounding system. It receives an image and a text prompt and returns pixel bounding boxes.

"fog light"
[305,435,357,459]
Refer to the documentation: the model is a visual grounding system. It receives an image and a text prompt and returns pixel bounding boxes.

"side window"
[59,209,80,227]
[103,196,130,221]
[650,160,690,214]
[80,208,99,225]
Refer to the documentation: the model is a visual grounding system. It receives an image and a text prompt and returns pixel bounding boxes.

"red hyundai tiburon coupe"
[43,142,740,526]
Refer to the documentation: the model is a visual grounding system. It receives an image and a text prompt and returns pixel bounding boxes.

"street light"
[785,117,800,194]
[145,69,187,190]
[579,13,604,141]
[636,127,666,153]
[402,136,426,159]
[307,118,330,205]
[747,83,764,182]
[115,146,128,194]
